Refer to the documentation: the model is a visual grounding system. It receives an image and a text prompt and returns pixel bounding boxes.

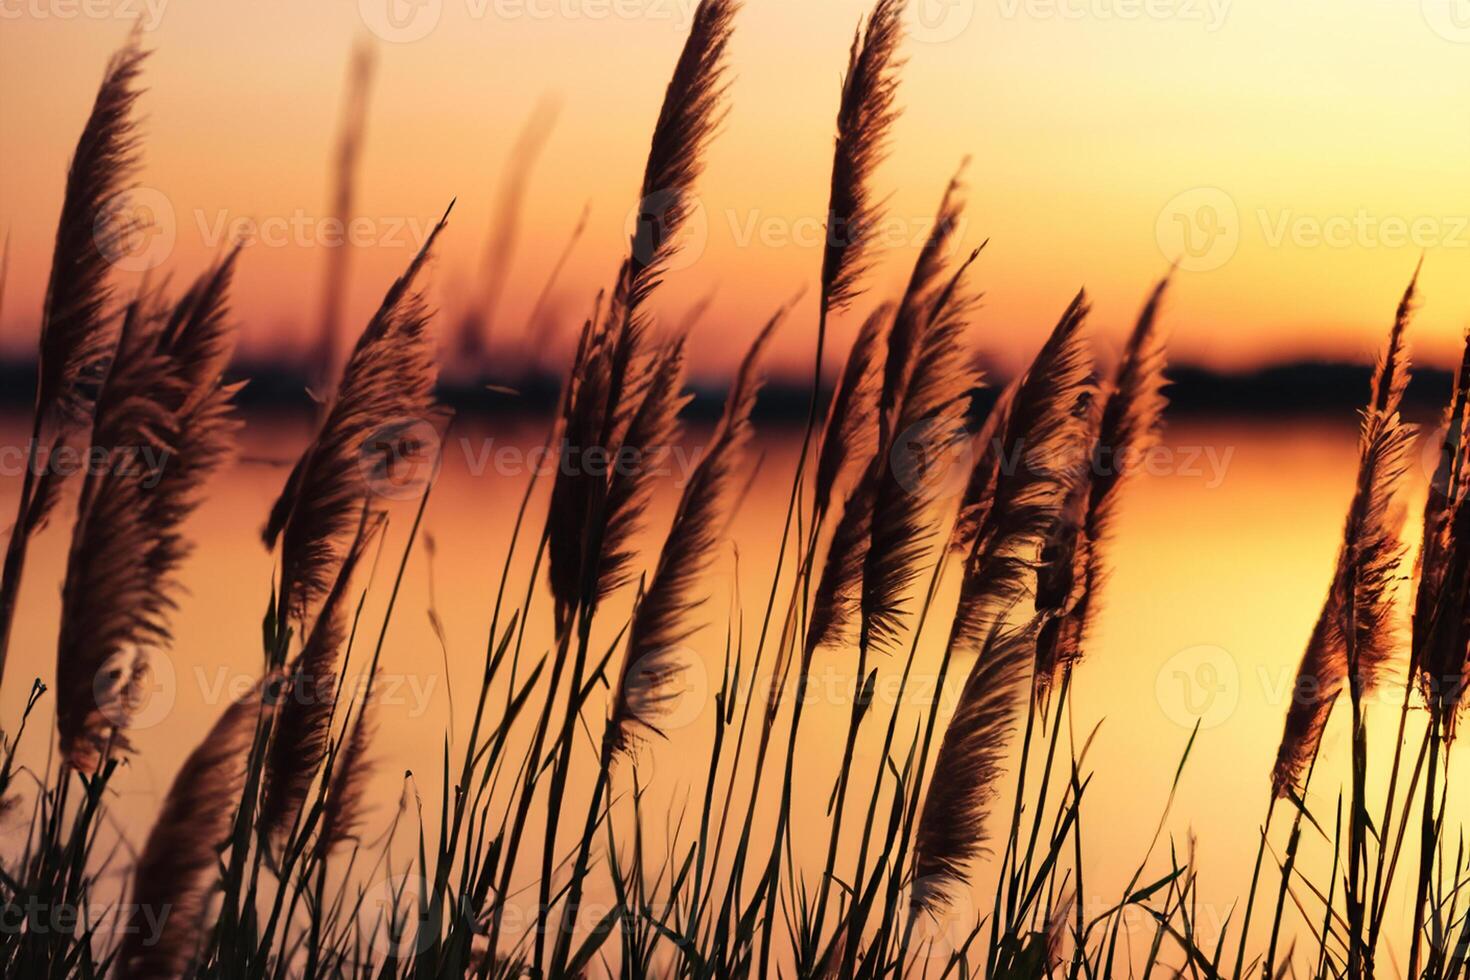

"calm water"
[0,414,1455,967]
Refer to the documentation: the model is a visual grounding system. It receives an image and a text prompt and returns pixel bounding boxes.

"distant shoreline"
[0,357,1452,423]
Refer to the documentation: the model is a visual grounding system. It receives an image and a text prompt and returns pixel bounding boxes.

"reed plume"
[544,307,772,980]
[1414,336,1468,646]
[596,339,690,608]
[1404,270,1470,734]
[814,305,889,521]
[861,178,978,653]
[1033,275,1170,696]
[799,305,892,667]
[1341,358,1412,701]
[545,0,736,631]
[1271,295,1413,796]
[1396,270,1470,979]
[949,380,1016,557]
[902,299,1095,933]
[534,15,745,970]
[545,327,689,630]
[1372,261,1416,415]
[35,35,145,430]
[0,34,147,684]
[820,0,904,317]
[116,673,282,980]
[1030,438,1095,701]
[910,623,1035,915]
[260,511,381,841]
[609,310,780,750]
[318,671,380,851]
[627,0,737,304]
[755,0,905,733]
[877,175,965,448]
[950,293,1094,652]
[1082,276,1170,555]
[1271,601,1346,799]
[1416,335,1470,732]
[264,208,449,631]
[807,462,879,656]
[56,253,243,771]
[546,320,613,627]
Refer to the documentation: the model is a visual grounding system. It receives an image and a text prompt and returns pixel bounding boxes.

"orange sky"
[5,0,1470,380]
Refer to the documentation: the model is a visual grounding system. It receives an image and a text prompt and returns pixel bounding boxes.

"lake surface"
[0,413,1454,970]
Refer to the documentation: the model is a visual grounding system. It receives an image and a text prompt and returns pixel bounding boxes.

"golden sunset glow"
[9,3,1470,977]
[7,0,1470,377]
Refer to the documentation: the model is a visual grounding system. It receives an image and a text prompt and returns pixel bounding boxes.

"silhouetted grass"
[5,5,1470,980]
